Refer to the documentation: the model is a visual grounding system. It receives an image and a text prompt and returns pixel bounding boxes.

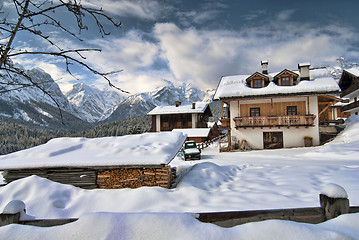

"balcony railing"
[233,115,316,128]
[341,101,359,112]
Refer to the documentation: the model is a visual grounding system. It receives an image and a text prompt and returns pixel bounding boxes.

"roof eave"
[216,90,340,101]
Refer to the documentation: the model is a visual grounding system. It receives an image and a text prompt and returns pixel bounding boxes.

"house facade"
[147,101,212,132]
[214,62,341,151]
[339,67,359,115]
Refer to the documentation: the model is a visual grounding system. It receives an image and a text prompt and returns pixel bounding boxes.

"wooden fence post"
[319,183,350,220]
[0,200,25,226]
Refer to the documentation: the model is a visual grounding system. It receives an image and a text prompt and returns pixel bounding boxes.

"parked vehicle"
[183,141,201,160]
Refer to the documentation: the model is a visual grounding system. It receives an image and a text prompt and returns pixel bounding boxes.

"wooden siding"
[160,114,192,131]
[3,166,176,189]
[151,115,157,132]
[2,168,98,189]
[240,101,306,117]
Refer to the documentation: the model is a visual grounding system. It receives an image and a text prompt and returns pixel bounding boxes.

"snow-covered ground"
[1,117,359,239]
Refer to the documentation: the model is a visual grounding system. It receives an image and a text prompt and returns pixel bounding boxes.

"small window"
[281,77,290,86]
[287,106,297,115]
[250,108,260,117]
[253,79,262,88]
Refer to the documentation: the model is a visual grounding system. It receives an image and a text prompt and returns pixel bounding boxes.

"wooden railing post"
[0,200,25,226]
[319,183,350,220]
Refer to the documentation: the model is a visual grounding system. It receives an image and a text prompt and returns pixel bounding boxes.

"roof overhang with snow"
[0,132,187,170]
[172,128,211,138]
[147,102,208,115]
[214,68,340,100]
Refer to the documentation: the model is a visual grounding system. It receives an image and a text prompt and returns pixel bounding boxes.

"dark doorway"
[263,132,283,149]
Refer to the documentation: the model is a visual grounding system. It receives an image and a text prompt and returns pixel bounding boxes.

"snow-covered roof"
[172,128,211,138]
[344,67,359,77]
[147,102,208,115]
[214,68,340,100]
[0,132,187,170]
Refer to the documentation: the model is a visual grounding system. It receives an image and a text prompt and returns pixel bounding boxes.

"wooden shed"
[0,132,186,189]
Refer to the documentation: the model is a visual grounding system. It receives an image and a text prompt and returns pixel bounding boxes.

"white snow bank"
[0,211,358,240]
[321,183,348,199]
[3,200,26,214]
[303,116,359,160]
[344,115,359,127]
[0,132,187,169]
[177,162,241,191]
[2,200,35,221]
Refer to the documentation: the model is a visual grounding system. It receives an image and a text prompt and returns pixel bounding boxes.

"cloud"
[154,22,357,90]
[85,30,159,73]
[83,0,171,20]
[111,69,176,94]
[176,1,227,27]
[277,9,296,21]
[154,23,244,89]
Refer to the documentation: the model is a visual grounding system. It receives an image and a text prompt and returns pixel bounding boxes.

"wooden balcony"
[220,118,230,129]
[341,101,359,112]
[233,115,316,128]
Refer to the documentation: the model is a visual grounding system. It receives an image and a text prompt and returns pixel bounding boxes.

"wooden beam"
[318,95,342,102]
[318,104,331,117]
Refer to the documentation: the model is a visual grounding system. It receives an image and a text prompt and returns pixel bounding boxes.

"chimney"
[192,102,196,109]
[175,100,181,107]
[298,63,310,80]
[261,60,269,74]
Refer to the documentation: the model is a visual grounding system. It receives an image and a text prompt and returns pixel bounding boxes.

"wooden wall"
[240,101,306,117]
[3,166,176,189]
[160,114,192,131]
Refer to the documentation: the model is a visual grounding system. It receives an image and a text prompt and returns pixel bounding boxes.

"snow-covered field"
[1,117,359,239]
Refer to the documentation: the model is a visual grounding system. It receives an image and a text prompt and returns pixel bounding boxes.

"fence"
[196,135,222,150]
[1,190,358,228]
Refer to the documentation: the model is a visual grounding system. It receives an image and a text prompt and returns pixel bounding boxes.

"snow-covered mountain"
[0,63,214,128]
[104,83,215,123]
[0,65,92,131]
[63,83,125,123]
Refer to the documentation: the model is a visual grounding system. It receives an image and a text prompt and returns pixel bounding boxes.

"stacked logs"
[97,166,176,189]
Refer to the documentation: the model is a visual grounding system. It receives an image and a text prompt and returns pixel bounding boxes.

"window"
[281,77,290,86]
[253,79,262,88]
[250,108,260,117]
[287,106,297,115]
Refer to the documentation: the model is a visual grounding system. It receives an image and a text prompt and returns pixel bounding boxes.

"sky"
[3,0,359,95]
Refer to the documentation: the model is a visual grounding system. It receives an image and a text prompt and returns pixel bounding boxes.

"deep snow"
[0,117,359,239]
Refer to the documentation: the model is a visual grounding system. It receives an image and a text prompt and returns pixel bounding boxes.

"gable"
[339,69,359,92]
[273,69,299,86]
[246,72,270,88]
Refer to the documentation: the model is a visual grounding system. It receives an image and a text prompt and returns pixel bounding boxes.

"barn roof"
[0,132,187,170]
[147,102,208,115]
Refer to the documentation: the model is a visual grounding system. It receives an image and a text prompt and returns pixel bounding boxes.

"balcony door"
[263,132,283,149]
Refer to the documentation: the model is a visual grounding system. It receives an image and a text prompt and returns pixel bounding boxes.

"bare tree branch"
[0,0,127,123]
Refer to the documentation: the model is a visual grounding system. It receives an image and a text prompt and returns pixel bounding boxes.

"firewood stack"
[97,166,176,189]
